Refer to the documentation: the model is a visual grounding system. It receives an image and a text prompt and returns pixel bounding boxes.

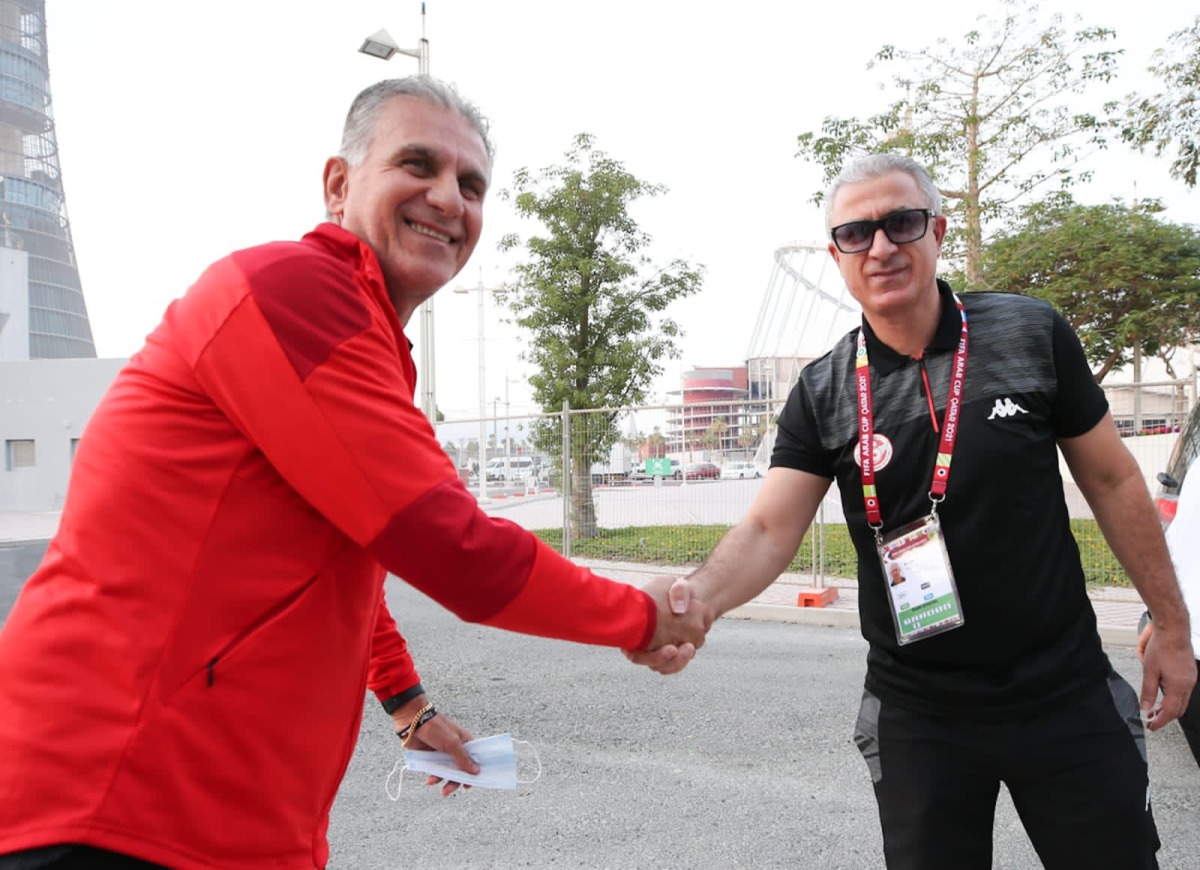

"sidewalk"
[0,511,60,544]
[1,512,1147,646]
[576,559,1148,647]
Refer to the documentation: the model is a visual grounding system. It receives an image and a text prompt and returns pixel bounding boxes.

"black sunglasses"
[830,208,932,254]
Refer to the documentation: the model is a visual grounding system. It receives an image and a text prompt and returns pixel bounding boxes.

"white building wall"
[0,249,30,361]
[0,358,128,511]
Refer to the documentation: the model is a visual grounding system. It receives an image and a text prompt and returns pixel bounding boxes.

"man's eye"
[842,223,870,243]
[401,158,432,174]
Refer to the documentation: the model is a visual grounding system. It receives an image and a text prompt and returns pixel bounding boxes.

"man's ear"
[932,213,948,250]
[323,157,349,222]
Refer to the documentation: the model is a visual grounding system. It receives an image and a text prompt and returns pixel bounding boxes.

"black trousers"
[854,669,1159,870]
[1181,658,1200,767]
[0,845,164,870]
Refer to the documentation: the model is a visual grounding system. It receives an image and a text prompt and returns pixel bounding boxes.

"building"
[1,357,124,511]
[0,0,95,360]
[666,366,754,458]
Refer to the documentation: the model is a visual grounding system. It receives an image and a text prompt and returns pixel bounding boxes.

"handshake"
[625,575,716,676]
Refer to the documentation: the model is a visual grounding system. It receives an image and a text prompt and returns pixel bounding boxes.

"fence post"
[561,399,571,559]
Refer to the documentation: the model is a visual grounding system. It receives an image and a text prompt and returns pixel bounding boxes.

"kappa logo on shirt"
[987,397,1029,420]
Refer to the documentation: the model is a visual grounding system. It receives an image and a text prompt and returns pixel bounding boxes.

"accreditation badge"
[878,513,964,645]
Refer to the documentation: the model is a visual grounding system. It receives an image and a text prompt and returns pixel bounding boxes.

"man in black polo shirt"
[632,153,1195,869]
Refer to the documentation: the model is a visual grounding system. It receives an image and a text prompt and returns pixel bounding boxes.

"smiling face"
[827,170,946,324]
[323,95,490,323]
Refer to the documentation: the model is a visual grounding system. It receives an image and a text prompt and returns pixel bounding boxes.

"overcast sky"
[46,0,1200,418]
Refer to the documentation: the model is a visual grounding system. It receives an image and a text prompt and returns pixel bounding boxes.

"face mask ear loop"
[514,738,542,785]
[385,759,409,801]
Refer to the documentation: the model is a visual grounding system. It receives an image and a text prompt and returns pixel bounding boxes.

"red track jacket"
[0,224,656,868]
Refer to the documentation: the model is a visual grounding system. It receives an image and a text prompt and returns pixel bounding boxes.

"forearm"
[688,513,802,617]
[1090,474,1189,633]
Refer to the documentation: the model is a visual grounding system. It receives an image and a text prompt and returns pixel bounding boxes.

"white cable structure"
[745,241,861,464]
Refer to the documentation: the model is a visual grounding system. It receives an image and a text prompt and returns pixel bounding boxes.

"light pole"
[453,276,504,502]
[503,374,524,461]
[358,6,437,425]
[492,397,500,456]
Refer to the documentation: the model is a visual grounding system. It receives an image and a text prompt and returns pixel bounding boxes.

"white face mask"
[386,733,542,800]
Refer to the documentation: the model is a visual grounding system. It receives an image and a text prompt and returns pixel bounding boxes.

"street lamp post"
[492,397,500,456]
[453,277,504,502]
[358,6,437,424]
[503,375,519,465]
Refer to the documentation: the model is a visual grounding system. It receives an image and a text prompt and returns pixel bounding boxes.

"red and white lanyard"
[856,295,968,531]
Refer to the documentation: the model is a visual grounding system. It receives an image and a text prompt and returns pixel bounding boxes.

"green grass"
[533,518,1131,589]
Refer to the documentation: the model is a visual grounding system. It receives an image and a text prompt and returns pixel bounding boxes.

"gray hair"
[338,76,494,170]
[823,153,941,231]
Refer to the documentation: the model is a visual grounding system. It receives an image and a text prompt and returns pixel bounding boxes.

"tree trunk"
[571,454,598,539]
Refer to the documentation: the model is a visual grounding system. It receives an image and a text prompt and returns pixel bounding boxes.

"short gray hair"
[338,76,494,170]
[824,153,941,231]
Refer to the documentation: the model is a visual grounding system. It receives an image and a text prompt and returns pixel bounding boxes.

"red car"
[684,462,720,480]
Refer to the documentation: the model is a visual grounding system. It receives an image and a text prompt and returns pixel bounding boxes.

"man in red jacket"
[0,76,711,870]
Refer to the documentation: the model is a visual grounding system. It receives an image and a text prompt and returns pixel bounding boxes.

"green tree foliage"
[646,427,667,459]
[700,418,728,453]
[1122,16,1200,189]
[976,193,1200,381]
[499,134,703,536]
[795,0,1119,285]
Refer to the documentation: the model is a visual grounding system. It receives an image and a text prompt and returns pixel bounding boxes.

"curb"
[727,602,1140,647]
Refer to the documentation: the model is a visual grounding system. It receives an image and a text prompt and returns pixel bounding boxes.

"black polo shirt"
[773,280,1111,719]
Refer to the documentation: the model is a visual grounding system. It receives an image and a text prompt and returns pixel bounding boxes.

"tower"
[0,0,95,359]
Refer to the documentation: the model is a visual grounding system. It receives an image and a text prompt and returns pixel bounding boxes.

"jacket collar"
[304,222,415,351]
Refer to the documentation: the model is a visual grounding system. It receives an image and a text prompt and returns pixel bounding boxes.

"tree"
[1122,16,1200,189]
[646,428,667,459]
[975,192,1200,381]
[795,0,1120,286]
[500,134,703,537]
[701,418,728,455]
[738,422,764,454]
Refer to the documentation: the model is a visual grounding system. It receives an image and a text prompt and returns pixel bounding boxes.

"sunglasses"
[830,208,932,254]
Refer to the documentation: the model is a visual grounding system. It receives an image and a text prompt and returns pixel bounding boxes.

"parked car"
[684,462,721,480]
[484,456,536,482]
[721,461,762,480]
[1155,401,1200,527]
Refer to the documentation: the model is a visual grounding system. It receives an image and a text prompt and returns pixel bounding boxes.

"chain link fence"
[434,377,1196,589]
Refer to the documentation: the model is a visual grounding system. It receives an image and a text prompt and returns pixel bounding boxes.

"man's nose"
[426,171,464,217]
[867,225,899,256]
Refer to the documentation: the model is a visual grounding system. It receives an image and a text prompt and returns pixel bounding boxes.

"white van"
[484,456,536,482]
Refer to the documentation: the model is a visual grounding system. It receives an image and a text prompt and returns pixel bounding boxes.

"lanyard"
[856,295,968,530]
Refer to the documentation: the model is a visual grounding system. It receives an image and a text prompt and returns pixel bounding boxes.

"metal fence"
[434,377,1196,588]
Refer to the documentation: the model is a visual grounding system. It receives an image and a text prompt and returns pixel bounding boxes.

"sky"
[45,0,1200,419]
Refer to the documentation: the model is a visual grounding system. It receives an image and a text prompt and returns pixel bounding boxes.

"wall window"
[5,439,35,470]
[70,437,80,465]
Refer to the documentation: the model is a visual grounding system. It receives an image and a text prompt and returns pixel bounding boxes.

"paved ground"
[576,558,1148,648]
[1,530,1193,868]
[329,579,1198,869]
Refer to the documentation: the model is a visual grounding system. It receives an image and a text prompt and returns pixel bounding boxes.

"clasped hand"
[625,575,713,675]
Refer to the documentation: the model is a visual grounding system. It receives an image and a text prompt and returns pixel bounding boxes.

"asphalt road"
[2,544,1197,868]
[333,578,1200,869]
